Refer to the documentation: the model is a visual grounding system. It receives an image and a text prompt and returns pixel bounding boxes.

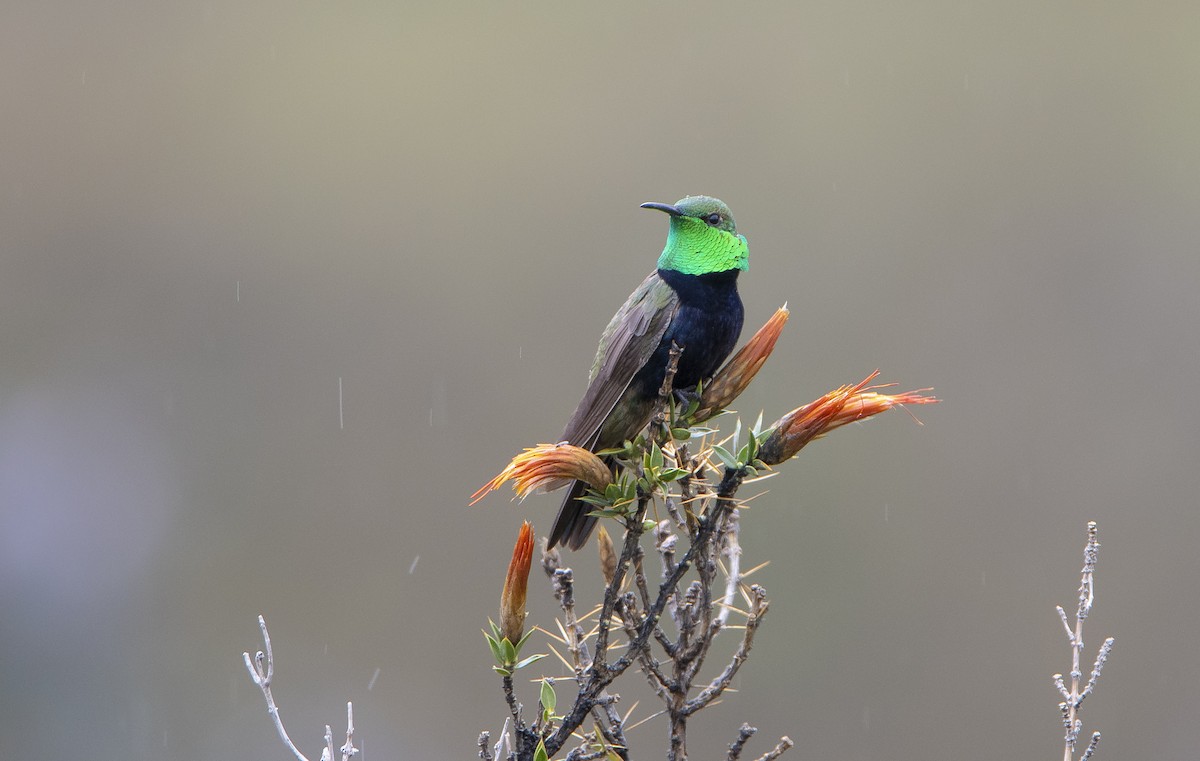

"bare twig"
[501,675,522,730]
[633,546,674,657]
[655,521,683,631]
[685,585,769,715]
[751,736,794,761]
[243,616,358,761]
[546,564,630,759]
[340,703,358,761]
[615,597,673,703]
[715,507,743,628]
[242,615,314,761]
[494,717,513,761]
[549,567,587,675]
[321,725,334,761]
[593,496,651,667]
[617,466,747,678]
[1054,521,1115,761]
[727,723,757,761]
[655,343,685,418]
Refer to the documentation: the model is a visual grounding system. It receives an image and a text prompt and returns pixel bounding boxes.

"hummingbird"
[547,195,748,550]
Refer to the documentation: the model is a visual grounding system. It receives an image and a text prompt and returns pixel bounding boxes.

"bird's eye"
[705,213,722,226]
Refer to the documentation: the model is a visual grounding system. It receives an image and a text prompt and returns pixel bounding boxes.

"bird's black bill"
[640,202,683,216]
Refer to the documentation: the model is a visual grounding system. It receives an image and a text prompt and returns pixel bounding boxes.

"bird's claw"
[673,387,701,407]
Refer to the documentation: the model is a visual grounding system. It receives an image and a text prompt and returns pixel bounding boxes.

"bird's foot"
[673,387,701,407]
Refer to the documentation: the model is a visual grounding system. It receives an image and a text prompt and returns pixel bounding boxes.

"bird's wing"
[560,271,679,447]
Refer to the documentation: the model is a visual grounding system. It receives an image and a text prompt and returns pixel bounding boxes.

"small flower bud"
[499,522,535,643]
[596,525,617,587]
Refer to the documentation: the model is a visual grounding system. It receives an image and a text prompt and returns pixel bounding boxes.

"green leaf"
[501,638,517,664]
[514,653,547,670]
[649,442,664,471]
[534,740,550,761]
[516,628,536,652]
[484,631,505,663]
[737,443,753,465]
[540,678,557,720]
[671,427,691,441]
[492,666,512,676]
[586,507,622,518]
[711,444,739,470]
[752,410,766,437]
[659,468,689,482]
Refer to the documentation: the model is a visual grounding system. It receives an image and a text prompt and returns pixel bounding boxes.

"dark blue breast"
[631,268,745,398]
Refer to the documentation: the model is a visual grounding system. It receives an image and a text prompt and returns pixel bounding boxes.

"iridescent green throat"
[656,217,749,276]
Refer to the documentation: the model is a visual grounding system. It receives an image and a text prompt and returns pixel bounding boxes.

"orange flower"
[695,306,790,422]
[470,443,612,506]
[499,521,535,643]
[758,371,938,466]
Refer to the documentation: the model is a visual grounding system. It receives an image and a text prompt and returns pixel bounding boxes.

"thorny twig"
[685,584,769,715]
[476,330,934,758]
[540,463,769,761]
[547,565,630,759]
[715,507,742,628]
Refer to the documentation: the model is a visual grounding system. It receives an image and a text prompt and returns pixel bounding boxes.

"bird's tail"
[547,478,600,551]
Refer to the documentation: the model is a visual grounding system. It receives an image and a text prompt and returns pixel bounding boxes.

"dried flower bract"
[471,444,613,506]
[759,371,938,465]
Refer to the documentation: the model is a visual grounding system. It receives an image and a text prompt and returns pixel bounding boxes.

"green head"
[641,195,749,276]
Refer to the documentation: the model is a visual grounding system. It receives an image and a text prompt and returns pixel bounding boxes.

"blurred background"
[3,2,1199,759]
